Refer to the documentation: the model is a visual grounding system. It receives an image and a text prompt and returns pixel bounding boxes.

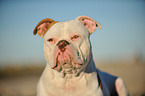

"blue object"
[97,69,118,96]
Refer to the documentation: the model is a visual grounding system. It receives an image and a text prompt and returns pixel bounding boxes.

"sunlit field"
[0,59,144,96]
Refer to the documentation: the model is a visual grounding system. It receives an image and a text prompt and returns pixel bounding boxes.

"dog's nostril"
[57,40,70,51]
[57,40,70,45]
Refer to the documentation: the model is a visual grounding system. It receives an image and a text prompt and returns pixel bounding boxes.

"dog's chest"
[44,75,100,96]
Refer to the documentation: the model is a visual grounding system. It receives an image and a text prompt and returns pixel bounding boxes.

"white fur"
[35,16,128,96]
[37,18,103,96]
[115,78,129,96]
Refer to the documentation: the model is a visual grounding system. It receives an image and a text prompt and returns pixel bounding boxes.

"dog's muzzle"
[57,40,70,52]
[52,39,84,76]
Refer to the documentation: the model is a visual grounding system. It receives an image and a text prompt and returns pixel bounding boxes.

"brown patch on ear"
[77,16,101,34]
[33,18,58,37]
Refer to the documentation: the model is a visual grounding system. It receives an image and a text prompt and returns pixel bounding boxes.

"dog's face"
[33,16,101,77]
[43,20,91,76]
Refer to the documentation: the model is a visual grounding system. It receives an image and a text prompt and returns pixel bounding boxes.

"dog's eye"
[47,38,54,42]
[71,35,80,40]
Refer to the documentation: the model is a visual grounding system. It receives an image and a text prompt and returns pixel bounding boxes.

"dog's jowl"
[33,16,129,96]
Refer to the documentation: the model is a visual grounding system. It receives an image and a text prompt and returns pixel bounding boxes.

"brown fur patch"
[33,18,58,37]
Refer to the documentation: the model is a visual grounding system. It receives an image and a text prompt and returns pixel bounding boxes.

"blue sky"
[0,0,145,66]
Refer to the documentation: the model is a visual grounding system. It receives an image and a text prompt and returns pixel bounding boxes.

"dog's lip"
[63,63,73,68]
[52,54,60,69]
[51,44,84,71]
[52,51,70,69]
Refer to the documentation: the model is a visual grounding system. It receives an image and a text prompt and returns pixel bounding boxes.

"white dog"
[33,16,129,96]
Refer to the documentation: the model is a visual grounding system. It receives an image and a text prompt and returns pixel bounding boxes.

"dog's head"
[33,16,101,77]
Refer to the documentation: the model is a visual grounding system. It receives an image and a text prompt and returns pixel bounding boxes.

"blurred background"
[0,0,145,96]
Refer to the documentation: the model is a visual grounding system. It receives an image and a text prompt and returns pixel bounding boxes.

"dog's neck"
[49,57,96,80]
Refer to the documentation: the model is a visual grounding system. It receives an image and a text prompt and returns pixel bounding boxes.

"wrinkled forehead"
[43,19,89,39]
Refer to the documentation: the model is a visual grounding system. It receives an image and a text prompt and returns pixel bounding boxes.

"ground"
[0,60,145,96]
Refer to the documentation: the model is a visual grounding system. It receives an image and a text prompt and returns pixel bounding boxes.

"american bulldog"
[33,16,129,96]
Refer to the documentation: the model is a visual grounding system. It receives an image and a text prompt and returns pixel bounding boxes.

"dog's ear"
[77,16,101,34]
[33,18,58,37]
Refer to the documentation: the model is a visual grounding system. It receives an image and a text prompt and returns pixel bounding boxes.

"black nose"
[57,40,70,51]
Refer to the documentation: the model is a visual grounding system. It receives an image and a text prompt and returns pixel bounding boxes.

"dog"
[33,16,129,96]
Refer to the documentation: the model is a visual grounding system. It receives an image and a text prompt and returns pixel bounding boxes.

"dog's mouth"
[51,44,84,76]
